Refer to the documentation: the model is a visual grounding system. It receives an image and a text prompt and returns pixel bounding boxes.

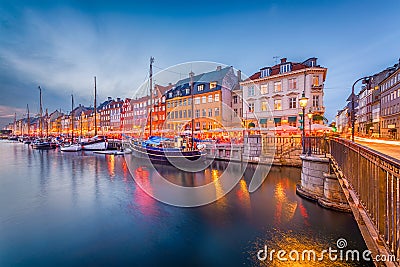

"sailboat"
[81,76,108,151]
[61,94,82,152]
[127,57,206,164]
[23,104,32,144]
[32,86,53,149]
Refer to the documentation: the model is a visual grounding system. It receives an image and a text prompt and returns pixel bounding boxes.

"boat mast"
[71,94,74,141]
[94,76,97,136]
[27,104,30,136]
[149,57,154,137]
[38,86,43,138]
[190,71,194,149]
[45,108,49,137]
[13,112,16,135]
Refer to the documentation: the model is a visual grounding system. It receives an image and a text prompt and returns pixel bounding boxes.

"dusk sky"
[0,0,399,128]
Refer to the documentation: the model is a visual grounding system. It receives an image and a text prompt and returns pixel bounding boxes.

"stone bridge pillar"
[296,154,350,212]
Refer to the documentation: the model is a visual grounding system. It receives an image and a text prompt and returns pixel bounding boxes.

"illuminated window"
[197,84,204,91]
[274,81,282,92]
[210,82,217,89]
[195,97,200,104]
[261,84,268,94]
[274,99,282,110]
[312,75,319,86]
[261,101,268,111]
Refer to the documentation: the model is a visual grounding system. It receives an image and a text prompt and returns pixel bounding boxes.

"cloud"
[0,105,26,118]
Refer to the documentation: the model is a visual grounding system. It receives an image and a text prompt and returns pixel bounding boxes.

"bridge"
[297,136,399,266]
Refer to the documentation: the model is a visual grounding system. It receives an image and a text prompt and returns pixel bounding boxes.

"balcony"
[311,106,325,113]
[311,84,323,92]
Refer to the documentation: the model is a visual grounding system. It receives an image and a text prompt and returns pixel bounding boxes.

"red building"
[148,84,173,133]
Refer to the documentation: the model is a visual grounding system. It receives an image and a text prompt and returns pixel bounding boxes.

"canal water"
[0,141,372,266]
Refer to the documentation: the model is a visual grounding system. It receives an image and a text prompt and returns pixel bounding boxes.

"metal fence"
[330,138,400,262]
[302,136,330,156]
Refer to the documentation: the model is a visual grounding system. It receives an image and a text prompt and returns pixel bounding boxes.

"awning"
[259,118,267,124]
[288,116,297,122]
[274,118,281,123]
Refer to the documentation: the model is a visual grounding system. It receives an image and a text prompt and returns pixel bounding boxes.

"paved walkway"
[354,137,400,161]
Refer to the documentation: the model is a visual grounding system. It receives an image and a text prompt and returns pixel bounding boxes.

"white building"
[240,58,327,130]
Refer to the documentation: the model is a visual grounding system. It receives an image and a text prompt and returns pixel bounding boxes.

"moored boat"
[31,139,53,149]
[60,143,82,152]
[81,135,108,151]
[127,136,205,164]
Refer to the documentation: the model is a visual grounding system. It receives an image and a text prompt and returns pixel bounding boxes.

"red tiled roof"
[247,62,310,81]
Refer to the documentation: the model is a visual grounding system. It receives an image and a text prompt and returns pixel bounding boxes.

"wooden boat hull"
[129,143,205,164]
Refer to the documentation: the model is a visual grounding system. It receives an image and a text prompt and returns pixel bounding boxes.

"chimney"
[216,66,222,71]
[117,97,121,102]
[108,97,112,101]
[280,58,287,64]
[237,70,242,83]
[168,82,172,86]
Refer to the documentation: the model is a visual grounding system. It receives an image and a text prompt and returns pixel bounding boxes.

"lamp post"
[299,91,309,154]
[350,76,371,142]
[307,108,313,155]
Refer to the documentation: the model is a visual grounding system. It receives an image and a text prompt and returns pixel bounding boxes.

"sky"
[0,0,399,128]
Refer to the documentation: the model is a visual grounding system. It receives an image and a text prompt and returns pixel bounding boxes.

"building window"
[202,109,206,117]
[183,110,187,118]
[188,109,192,118]
[208,122,213,130]
[167,102,170,108]
[261,101,268,111]
[312,95,319,107]
[289,97,297,109]
[312,75,320,86]
[183,99,187,106]
[179,99,182,106]
[248,103,254,112]
[210,82,217,89]
[260,68,271,78]
[261,84,268,94]
[215,94,219,102]
[215,108,220,116]
[195,109,200,118]
[234,108,238,115]
[197,84,204,91]
[274,99,282,110]
[202,96,207,103]
[195,97,200,105]
[208,95,213,103]
[233,95,238,104]
[248,86,255,96]
[208,108,212,117]
[274,81,282,92]
[179,110,182,118]
[188,98,192,105]
[280,64,291,73]
[288,78,297,90]
[185,88,190,95]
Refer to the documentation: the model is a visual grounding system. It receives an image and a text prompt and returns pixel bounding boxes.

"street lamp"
[350,76,371,142]
[299,91,309,154]
[307,108,313,155]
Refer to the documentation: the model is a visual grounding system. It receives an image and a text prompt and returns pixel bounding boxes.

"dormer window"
[210,82,217,89]
[197,84,204,91]
[260,68,271,78]
[280,63,291,73]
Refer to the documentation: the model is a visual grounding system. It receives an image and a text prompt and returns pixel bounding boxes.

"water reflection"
[0,141,372,267]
